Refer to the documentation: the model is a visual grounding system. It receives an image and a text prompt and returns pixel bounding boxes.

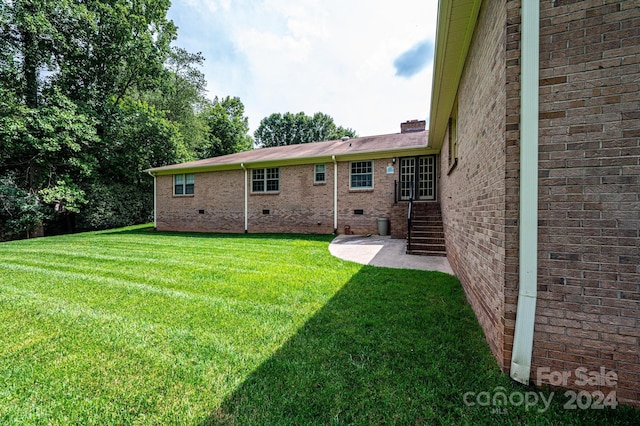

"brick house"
[148,0,639,406]
[430,0,639,406]
[147,122,438,237]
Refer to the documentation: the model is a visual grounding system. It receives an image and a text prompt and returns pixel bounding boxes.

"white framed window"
[314,164,326,184]
[448,98,458,172]
[252,168,279,193]
[174,173,194,195]
[350,161,373,189]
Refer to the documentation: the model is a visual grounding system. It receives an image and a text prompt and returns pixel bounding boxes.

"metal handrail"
[394,180,398,204]
[407,181,414,250]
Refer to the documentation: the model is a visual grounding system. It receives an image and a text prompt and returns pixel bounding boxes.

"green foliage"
[50,0,177,112]
[39,178,87,214]
[254,111,357,148]
[199,96,253,158]
[0,0,61,107]
[99,97,189,181]
[76,182,152,230]
[0,173,44,240]
[0,88,98,190]
[160,47,207,122]
[0,0,254,237]
[143,47,210,158]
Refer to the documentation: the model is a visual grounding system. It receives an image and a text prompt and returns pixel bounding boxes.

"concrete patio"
[329,234,454,275]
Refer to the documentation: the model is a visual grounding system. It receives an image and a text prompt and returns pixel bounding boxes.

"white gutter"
[147,171,157,229]
[240,163,248,233]
[510,0,539,384]
[332,155,338,233]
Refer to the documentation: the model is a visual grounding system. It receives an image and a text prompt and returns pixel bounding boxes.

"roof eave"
[428,0,483,150]
[146,145,438,176]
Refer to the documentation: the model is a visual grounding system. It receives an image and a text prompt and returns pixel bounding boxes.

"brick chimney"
[401,119,426,133]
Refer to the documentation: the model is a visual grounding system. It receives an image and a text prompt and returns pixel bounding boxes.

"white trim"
[153,175,157,228]
[511,0,540,385]
[332,156,338,233]
[314,163,327,184]
[348,160,374,190]
[241,163,248,233]
[173,173,194,196]
[428,0,482,149]
[147,172,157,228]
[250,167,280,193]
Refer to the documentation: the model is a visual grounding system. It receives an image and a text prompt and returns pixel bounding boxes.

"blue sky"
[168,0,438,137]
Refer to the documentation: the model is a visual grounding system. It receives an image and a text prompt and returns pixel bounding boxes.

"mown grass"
[0,224,637,425]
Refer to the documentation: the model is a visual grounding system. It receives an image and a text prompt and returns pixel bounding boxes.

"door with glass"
[399,156,436,201]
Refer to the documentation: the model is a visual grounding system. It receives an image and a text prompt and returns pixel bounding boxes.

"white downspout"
[240,163,248,233]
[332,155,338,233]
[510,0,539,384]
[147,171,157,229]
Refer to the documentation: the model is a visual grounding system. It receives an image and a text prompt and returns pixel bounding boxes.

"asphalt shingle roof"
[147,130,429,173]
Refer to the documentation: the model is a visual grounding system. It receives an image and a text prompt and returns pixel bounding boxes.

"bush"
[76,182,153,231]
[0,174,45,240]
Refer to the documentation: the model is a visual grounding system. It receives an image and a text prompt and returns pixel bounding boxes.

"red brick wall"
[534,0,640,406]
[439,0,509,369]
[504,0,523,379]
[156,170,245,233]
[445,0,639,406]
[247,163,334,233]
[337,158,399,235]
[401,120,427,133]
[155,158,402,235]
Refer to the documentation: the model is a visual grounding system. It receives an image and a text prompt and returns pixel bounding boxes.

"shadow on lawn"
[202,266,639,425]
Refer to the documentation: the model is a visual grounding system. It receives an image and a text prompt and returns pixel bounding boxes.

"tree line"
[0,0,355,240]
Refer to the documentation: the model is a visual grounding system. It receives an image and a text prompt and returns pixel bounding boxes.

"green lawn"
[0,225,637,425]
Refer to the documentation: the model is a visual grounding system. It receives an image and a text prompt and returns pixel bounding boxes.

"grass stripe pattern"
[0,225,637,425]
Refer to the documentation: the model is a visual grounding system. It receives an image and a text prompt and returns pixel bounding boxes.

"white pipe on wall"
[332,155,338,233]
[241,163,248,233]
[147,171,157,229]
[510,0,540,385]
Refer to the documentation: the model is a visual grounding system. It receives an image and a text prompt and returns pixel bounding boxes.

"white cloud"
[168,0,439,136]
[182,0,230,14]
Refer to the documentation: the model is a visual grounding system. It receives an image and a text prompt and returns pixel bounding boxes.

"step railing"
[407,181,414,250]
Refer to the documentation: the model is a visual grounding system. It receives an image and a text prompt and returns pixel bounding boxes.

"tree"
[0,88,98,235]
[308,112,357,142]
[0,0,60,108]
[49,0,177,117]
[39,177,87,233]
[1,0,253,237]
[199,96,253,158]
[160,47,207,122]
[0,88,98,193]
[0,173,44,240]
[1,0,181,228]
[254,112,357,148]
[73,96,188,231]
[143,47,210,157]
[98,97,188,182]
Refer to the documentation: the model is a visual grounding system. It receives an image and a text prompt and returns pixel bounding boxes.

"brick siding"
[442,0,639,406]
[336,159,399,235]
[156,170,245,233]
[535,0,639,406]
[504,0,523,376]
[439,0,509,370]
[247,163,334,234]
[156,158,403,235]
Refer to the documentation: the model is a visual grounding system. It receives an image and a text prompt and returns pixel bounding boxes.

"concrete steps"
[407,203,447,256]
